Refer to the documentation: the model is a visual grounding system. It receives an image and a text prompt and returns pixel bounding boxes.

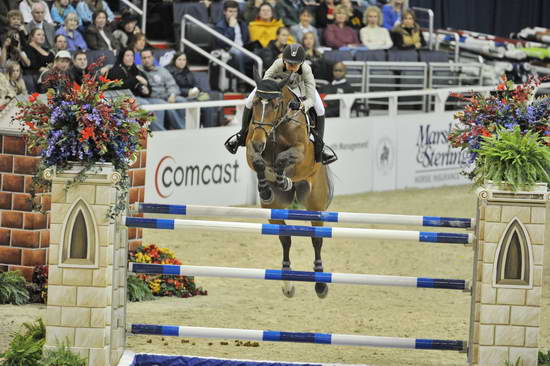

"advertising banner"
[145,126,256,206]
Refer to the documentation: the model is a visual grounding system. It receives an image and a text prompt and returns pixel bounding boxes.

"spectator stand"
[411,6,434,49]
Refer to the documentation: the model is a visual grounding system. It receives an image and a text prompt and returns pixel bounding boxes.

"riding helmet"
[282,44,306,65]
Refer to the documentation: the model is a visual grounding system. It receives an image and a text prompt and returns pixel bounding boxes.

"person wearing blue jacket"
[382,0,404,30]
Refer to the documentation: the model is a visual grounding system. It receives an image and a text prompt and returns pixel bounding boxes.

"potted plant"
[448,77,550,191]
[13,59,153,218]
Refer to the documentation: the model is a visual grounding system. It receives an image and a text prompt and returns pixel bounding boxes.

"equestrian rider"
[225,43,337,165]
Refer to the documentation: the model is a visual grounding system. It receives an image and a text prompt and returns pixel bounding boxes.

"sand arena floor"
[1,185,548,366]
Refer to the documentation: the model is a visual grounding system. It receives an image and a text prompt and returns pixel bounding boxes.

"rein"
[251,98,304,144]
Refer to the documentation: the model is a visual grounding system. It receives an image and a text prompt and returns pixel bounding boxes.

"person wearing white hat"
[37,50,72,92]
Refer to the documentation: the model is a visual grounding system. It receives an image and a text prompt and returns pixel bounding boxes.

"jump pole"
[130,203,475,229]
[122,217,475,244]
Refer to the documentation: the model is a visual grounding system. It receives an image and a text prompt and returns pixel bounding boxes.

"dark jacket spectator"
[84,10,120,51]
[214,5,250,51]
[24,28,54,76]
[315,0,336,29]
[275,0,304,27]
[108,48,151,97]
[70,49,87,85]
[112,12,141,49]
[320,62,355,117]
[390,10,426,50]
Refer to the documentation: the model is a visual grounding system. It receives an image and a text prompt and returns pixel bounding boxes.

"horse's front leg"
[252,158,273,204]
[274,146,303,192]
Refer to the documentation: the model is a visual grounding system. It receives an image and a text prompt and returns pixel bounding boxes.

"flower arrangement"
[448,77,550,190]
[129,244,208,298]
[13,59,153,217]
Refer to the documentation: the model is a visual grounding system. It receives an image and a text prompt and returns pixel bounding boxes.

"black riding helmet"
[282,44,306,65]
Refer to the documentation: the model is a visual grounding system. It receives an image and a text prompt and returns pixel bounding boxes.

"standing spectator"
[319,61,354,117]
[275,0,304,27]
[315,0,336,29]
[382,0,404,30]
[249,3,285,48]
[84,10,120,51]
[214,0,249,75]
[70,49,87,84]
[56,12,88,51]
[0,30,31,68]
[166,52,221,128]
[323,5,360,49]
[139,49,186,130]
[25,3,56,49]
[302,31,329,80]
[112,12,141,49]
[76,0,114,26]
[289,9,318,45]
[339,0,363,30]
[51,34,68,54]
[37,49,72,92]
[391,9,425,49]
[360,6,392,49]
[24,28,54,79]
[0,61,27,102]
[51,0,81,26]
[19,0,53,24]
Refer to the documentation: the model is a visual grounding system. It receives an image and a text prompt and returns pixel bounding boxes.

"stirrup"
[224,133,241,154]
[321,145,338,165]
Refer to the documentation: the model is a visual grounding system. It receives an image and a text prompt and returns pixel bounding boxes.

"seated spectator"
[249,3,285,48]
[25,3,56,49]
[315,0,336,29]
[214,0,249,76]
[263,26,293,67]
[19,0,53,24]
[0,61,27,103]
[339,0,363,30]
[391,9,426,49]
[289,9,319,45]
[2,10,28,48]
[108,48,150,99]
[51,34,68,54]
[23,28,55,79]
[76,0,114,27]
[302,31,329,80]
[37,49,72,92]
[275,0,305,27]
[139,49,186,130]
[360,6,392,49]
[243,0,278,23]
[1,30,31,68]
[382,0,404,30]
[319,61,355,117]
[166,52,220,128]
[56,12,88,51]
[84,10,120,51]
[112,12,141,49]
[51,0,81,26]
[323,5,360,49]
[129,32,154,66]
[70,49,87,84]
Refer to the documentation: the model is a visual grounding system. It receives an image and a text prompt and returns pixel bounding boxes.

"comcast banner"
[145,126,256,206]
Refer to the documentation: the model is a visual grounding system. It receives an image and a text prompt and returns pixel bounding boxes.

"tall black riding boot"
[225,107,253,154]
[313,115,337,165]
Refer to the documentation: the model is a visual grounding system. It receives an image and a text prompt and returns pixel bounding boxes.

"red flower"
[99,75,111,83]
[28,93,40,103]
[25,121,36,130]
[80,126,95,141]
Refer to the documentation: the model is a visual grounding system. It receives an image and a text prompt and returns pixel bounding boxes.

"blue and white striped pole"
[122,217,475,244]
[130,324,467,351]
[129,263,470,291]
[130,203,474,229]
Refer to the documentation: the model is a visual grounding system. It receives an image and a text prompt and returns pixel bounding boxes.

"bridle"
[250,93,304,144]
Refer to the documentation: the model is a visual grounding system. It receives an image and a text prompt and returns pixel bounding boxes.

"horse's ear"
[276,74,291,90]
[252,66,262,85]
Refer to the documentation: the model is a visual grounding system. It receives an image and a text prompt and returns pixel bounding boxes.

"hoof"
[282,284,295,298]
[259,188,273,204]
[315,283,328,299]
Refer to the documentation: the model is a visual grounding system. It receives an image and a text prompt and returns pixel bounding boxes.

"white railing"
[435,30,460,63]
[140,83,550,129]
[412,7,434,50]
[120,0,147,35]
[181,14,263,85]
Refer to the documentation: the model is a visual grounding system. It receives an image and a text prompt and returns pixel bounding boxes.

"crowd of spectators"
[0,0,428,126]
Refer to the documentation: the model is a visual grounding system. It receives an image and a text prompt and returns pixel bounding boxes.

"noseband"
[251,96,303,144]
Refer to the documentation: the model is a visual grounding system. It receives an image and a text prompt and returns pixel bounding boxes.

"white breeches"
[244,87,325,116]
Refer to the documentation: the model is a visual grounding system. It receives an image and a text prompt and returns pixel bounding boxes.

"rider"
[224,43,337,165]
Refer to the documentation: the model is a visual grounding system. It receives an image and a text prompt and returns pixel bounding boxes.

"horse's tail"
[323,166,335,210]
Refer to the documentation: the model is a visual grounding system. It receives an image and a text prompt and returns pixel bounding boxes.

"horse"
[245,76,334,299]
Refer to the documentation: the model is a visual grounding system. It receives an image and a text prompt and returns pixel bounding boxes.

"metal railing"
[412,7,434,50]
[120,0,147,35]
[180,14,263,86]
[435,30,460,63]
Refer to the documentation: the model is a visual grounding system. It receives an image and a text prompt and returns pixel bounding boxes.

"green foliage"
[39,341,87,366]
[474,126,550,190]
[127,274,154,302]
[503,357,523,366]
[0,271,30,305]
[539,349,550,365]
[0,319,45,366]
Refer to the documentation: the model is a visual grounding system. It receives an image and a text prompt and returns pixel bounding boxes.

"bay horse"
[245,76,334,298]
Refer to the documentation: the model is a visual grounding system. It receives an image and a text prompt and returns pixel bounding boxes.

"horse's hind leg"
[311,221,328,299]
[268,219,295,298]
